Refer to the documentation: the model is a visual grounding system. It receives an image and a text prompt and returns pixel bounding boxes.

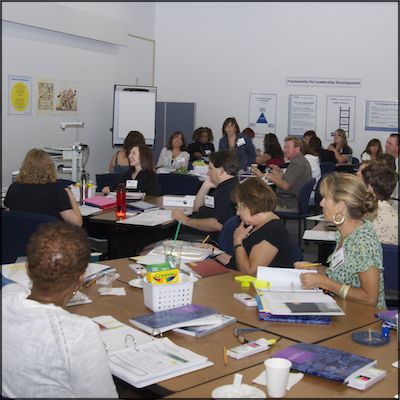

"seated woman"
[108,130,145,173]
[360,138,383,162]
[157,131,190,170]
[2,222,118,398]
[327,129,353,165]
[255,132,285,167]
[215,178,289,274]
[103,144,160,195]
[4,148,82,226]
[188,127,215,162]
[219,117,256,171]
[361,163,398,244]
[298,172,386,309]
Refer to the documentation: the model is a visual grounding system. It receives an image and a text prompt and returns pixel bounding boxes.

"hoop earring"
[332,213,345,225]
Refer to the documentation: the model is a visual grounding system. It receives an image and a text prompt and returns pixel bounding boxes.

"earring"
[332,213,345,225]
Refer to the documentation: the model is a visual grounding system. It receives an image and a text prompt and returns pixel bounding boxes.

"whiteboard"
[112,85,157,146]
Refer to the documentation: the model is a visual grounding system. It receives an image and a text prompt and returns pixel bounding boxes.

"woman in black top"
[216,177,289,274]
[327,129,353,164]
[102,144,160,196]
[188,127,215,162]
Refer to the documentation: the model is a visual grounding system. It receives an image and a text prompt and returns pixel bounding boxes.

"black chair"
[1,210,58,264]
[319,162,336,176]
[95,173,120,191]
[382,243,399,308]
[157,173,200,196]
[275,178,316,245]
[217,215,240,256]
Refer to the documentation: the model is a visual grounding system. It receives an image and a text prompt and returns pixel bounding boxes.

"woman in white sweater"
[157,131,190,170]
[2,222,118,399]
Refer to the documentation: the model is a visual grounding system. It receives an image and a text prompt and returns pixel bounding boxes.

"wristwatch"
[234,243,243,250]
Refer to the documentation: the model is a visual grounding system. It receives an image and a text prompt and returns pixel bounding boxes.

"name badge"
[126,180,138,189]
[204,149,212,155]
[236,137,246,147]
[204,195,215,208]
[331,247,344,270]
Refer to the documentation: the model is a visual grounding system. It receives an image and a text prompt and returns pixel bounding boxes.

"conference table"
[67,257,398,398]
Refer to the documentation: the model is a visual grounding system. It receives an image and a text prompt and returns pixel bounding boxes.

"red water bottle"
[116,184,126,220]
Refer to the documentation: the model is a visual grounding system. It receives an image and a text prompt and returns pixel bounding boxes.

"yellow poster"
[8,75,32,115]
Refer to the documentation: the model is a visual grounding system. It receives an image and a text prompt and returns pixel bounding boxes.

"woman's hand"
[300,272,328,290]
[251,166,263,178]
[102,186,111,195]
[233,221,253,246]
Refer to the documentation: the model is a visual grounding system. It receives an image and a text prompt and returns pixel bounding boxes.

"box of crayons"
[146,262,179,285]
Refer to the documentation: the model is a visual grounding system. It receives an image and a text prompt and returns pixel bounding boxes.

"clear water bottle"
[80,169,88,205]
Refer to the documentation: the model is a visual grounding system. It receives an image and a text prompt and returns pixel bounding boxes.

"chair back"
[298,178,316,217]
[95,173,120,191]
[351,157,360,167]
[1,210,58,264]
[287,240,304,266]
[320,162,336,176]
[218,215,240,256]
[157,173,200,195]
[382,243,399,292]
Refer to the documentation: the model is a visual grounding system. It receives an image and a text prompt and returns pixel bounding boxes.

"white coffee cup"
[264,357,292,398]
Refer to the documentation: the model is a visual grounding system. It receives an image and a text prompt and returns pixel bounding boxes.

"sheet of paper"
[303,229,336,241]
[256,267,317,291]
[117,210,173,226]
[1,262,30,288]
[79,204,101,216]
[100,287,126,296]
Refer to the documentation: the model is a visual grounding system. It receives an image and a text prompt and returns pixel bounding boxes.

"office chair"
[319,162,336,176]
[382,243,399,308]
[1,210,58,264]
[157,173,200,196]
[217,215,240,256]
[95,173,120,191]
[275,178,316,245]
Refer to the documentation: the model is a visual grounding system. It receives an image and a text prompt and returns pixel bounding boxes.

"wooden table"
[166,322,398,398]
[101,258,380,344]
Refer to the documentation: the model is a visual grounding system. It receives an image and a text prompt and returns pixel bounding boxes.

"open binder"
[93,316,213,388]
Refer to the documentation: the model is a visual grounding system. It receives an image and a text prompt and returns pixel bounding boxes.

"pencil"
[86,277,97,287]
[223,346,227,366]
[201,234,210,244]
[300,262,322,268]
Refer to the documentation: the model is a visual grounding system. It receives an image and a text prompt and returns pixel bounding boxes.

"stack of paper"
[93,315,213,388]
[117,210,173,226]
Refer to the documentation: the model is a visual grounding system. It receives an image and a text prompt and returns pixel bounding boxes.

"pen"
[201,234,210,244]
[223,346,228,366]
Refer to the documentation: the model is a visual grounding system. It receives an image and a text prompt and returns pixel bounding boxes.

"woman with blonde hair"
[327,129,353,164]
[297,172,386,309]
[4,148,82,226]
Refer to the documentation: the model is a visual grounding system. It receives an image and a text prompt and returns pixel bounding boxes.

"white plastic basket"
[142,273,195,312]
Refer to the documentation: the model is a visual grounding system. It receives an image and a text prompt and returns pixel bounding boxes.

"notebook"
[181,258,231,278]
[273,342,376,384]
[173,314,236,337]
[84,195,116,209]
[126,200,159,212]
[129,304,219,335]
[92,315,213,388]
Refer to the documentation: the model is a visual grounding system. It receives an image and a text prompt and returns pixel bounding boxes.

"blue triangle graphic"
[256,112,268,124]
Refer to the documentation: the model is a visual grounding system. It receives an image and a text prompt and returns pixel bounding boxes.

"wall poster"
[365,100,398,132]
[8,75,32,115]
[288,95,317,136]
[326,96,355,142]
[248,93,277,136]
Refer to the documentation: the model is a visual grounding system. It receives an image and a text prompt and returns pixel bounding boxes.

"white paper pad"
[303,229,336,241]
[253,370,304,390]
[100,287,126,296]
[117,210,173,226]
[79,204,101,216]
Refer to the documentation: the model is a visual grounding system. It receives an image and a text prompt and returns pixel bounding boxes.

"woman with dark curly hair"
[2,222,118,398]
[188,127,215,162]
[256,132,285,167]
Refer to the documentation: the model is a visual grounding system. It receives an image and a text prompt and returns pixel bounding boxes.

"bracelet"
[233,243,243,250]
[338,284,351,299]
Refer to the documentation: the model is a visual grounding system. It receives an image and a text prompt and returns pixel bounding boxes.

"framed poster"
[8,75,32,115]
[288,95,317,136]
[248,93,277,136]
[365,100,398,132]
[326,96,355,142]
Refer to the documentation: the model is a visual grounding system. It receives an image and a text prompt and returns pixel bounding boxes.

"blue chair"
[319,162,336,176]
[95,173,120,191]
[1,210,58,264]
[157,173,200,195]
[217,215,240,256]
[382,243,399,308]
[275,178,316,245]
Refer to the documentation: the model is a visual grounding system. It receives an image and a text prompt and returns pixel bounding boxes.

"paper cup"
[264,357,292,398]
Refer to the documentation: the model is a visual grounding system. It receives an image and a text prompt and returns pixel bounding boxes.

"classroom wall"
[154,2,398,155]
[2,2,155,186]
